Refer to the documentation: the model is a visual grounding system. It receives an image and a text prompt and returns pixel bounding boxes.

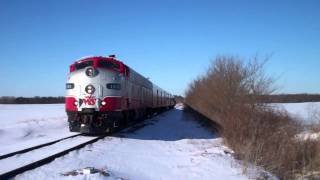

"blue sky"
[0,0,319,96]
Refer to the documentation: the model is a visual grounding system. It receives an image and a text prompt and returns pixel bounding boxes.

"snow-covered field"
[0,104,77,156]
[2,102,317,179]
[0,104,265,180]
[272,102,320,124]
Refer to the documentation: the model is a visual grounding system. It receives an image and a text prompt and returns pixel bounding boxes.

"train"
[65,55,175,134]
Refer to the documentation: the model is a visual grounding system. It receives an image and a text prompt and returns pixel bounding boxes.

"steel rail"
[0,135,106,179]
[0,134,81,160]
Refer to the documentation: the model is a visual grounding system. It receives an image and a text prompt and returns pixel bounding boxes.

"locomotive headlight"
[101,101,106,106]
[85,85,95,94]
[73,101,78,106]
[86,67,99,77]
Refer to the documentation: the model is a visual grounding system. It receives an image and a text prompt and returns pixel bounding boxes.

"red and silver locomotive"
[65,55,175,134]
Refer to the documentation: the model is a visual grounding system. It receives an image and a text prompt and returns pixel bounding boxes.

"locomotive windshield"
[75,61,93,70]
[98,60,120,70]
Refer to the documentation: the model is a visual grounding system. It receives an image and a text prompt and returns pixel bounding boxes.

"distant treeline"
[256,94,320,103]
[174,95,185,104]
[174,94,320,104]
[0,96,65,104]
[1,94,319,104]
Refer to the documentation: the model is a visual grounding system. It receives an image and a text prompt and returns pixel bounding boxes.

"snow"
[2,102,318,179]
[296,131,320,141]
[272,102,320,124]
[272,102,320,141]
[3,102,319,179]
[0,104,77,156]
[0,135,97,175]
[0,104,268,180]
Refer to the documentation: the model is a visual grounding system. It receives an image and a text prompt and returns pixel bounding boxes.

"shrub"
[185,56,320,179]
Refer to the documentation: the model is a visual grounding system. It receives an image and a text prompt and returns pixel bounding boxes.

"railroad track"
[0,134,81,160]
[0,111,167,179]
[0,134,106,179]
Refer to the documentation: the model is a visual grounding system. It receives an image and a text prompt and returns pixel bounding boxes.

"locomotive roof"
[74,56,123,65]
[70,56,171,95]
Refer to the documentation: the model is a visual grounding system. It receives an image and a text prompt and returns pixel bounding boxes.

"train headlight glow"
[73,101,78,106]
[101,101,106,106]
[86,67,99,77]
[85,85,95,94]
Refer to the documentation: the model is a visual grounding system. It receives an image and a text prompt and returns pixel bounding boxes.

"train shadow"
[113,106,219,141]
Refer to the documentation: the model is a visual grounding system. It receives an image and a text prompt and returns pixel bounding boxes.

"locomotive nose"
[85,67,99,77]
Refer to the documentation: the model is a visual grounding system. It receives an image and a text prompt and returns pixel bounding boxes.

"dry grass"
[185,56,320,179]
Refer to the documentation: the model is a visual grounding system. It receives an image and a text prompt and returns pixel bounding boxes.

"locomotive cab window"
[75,61,93,70]
[98,60,120,71]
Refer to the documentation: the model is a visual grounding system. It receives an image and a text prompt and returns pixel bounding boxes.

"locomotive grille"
[82,108,95,113]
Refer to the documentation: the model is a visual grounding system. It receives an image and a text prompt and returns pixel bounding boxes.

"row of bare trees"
[0,96,64,104]
[256,94,320,103]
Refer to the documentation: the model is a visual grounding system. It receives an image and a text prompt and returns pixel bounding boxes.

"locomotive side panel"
[127,67,153,109]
